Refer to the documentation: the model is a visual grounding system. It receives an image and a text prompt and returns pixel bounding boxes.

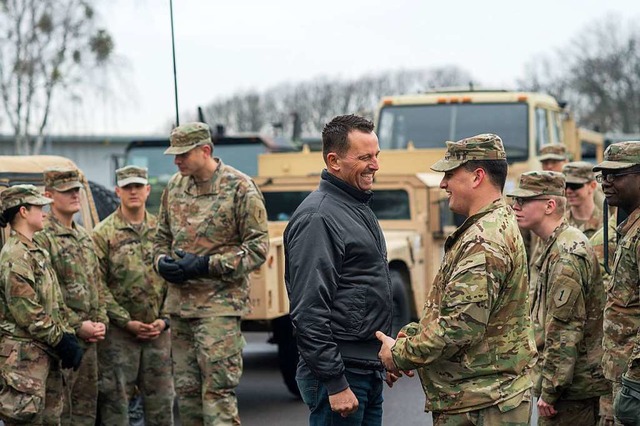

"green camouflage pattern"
[43,167,83,192]
[529,222,609,404]
[93,208,166,326]
[566,202,603,239]
[152,160,269,318]
[0,184,52,210]
[590,215,618,302]
[98,327,174,426]
[62,343,98,425]
[538,397,600,425]
[164,122,212,155]
[432,391,531,425]
[602,206,640,382]
[391,199,537,413]
[172,316,244,425]
[506,171,566,198]
[563,161,596,184]
[593,140,640,171]
[115,165,148,187]
[430,133,506,172]
[539,143,568,161]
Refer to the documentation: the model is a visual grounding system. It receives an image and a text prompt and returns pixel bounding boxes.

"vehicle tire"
[89,181,119,221]
[390,269,411,335]
[271,315,300,397]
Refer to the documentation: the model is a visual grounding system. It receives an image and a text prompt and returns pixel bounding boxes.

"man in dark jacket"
[284,114,395,425]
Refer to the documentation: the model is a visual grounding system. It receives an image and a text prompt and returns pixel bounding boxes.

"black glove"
[175,249,210,280]
[54,333,84,371]
[158,255,185,284]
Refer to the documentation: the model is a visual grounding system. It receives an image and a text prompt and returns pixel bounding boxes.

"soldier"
[92,166,174,425]
[507,171,609,425]
[35,168,110,425]
[377,134,537,425]
[593,141,640,425]
[0,185,83,425]
[563,161,603,239]
[153,122,269,425]
[539,143,570,172]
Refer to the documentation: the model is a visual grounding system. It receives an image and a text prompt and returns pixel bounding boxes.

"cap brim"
[539,154,566,161]
[117,177,148,187]
[25,194,53,206]
[53,181,83,192]
[564,176,590,184]
[505,188,542,198]
[430,158,464,172]
[593,161,635,172]
[164,139,210,155]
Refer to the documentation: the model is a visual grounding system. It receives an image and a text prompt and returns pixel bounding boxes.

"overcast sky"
[60,0,640,136]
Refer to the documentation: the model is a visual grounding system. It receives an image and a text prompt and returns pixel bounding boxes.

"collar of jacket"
[321,169,373,204]
[444,198,505,251]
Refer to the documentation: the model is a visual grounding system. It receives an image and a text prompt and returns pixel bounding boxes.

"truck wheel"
[89,181,119,221]
[390,269,411,335]
[271,315,300,397]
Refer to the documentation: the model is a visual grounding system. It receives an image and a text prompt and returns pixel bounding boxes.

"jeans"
[297,369,384,426]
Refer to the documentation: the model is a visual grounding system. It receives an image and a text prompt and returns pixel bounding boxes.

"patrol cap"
[43,167,83,192]
[1,184,52,212]
[593,141,640,171]
[506,171,566,198]
[538,143,568,161]
[164,122,212,155]
[430,133,506,172]
[116,165,148,187]
[562,161,595,184]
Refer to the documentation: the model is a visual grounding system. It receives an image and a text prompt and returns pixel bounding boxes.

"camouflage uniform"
[391,135,537,420]
[153,123,269,425]
[34,168,112,426]
[563,161,604,239]
[539,143,570,163]
[93,166,174,426]
[593,141,640,425]
[0,185,71,425]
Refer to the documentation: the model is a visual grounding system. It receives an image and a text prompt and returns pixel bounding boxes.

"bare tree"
[0,0,115,154]
[519,14,640,133]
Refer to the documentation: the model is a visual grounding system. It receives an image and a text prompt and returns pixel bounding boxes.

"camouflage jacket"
[530,221,608,403]
[35,214,109,330]
[392,199,537,413]
[565,203,603,240]
[93,208,168,327]
[590,214,617,289]
[0,231,72,347]
[603,206,640,382]
[153,159,269,318]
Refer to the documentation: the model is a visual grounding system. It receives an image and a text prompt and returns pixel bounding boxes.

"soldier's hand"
[92,322,106,341]
[158,255,185,284]
[136,320,164,340]
[78,320,98,342]
[537,398,557,417]
[54,333,84,370]
[174,249,210,280]
[328,387,359,417]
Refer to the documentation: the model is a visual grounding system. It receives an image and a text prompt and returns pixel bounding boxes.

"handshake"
[157,249,210,284]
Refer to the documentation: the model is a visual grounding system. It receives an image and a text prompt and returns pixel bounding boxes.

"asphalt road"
[237,332,433,426]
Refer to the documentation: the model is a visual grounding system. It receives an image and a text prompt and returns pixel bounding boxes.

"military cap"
[44,167,83,192]
[506,171,566,198]
[164,122,212,155]
[1,184,52,212]
[430,133,506,172]
[538,143,568,161]
[593,141,640,171]
[116,165,148,187]
[563,161,596,184]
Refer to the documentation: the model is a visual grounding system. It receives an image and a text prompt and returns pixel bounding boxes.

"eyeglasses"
[512,197,551,207]
[596,170,640,183]
[565,182,585,191]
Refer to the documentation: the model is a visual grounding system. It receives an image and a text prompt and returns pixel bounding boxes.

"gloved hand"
[54,333,84,371]
[175,249,210,280]
[158,255,185,284]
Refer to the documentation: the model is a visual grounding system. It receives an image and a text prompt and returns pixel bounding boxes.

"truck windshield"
[378,103,529,162]
[263,189,410,221]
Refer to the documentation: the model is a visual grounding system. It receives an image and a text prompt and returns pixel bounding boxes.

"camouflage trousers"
[432,391,531,426]
[97,325,175,426]
[61,341,97,426]
[172,316,246,426]
[600,392,615,426]
[0,338,63,425]
[537,396,599,426]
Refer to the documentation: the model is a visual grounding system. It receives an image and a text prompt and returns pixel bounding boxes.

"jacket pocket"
[346,286,367,334]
